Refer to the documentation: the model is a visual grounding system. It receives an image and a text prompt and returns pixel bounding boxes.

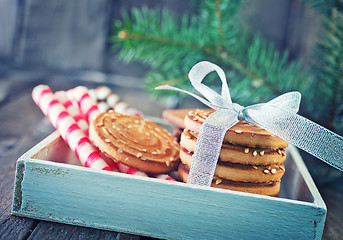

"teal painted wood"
[12,133,327,240]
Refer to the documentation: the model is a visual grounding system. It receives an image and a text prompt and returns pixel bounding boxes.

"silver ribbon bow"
[156,61,343,186]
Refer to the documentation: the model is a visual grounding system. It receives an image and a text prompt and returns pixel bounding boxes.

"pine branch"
[111,1,311,108]
[305,0,343,15]
[311,8,343,131]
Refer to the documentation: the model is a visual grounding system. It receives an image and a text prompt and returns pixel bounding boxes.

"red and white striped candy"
[32,85,114,172]
[68,86,100,124]
[55,91,89,136]
[154,174,176,181]
[94,86,144,117]
[113,161,148,177]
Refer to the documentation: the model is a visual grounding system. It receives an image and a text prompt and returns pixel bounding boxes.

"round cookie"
[178,164,280,197]
[89,111,180,174]
[184,109,288,149]
[179,148,285,183]
[180,129,286,165]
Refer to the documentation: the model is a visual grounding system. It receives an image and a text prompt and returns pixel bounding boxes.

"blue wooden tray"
[12,131,326,239]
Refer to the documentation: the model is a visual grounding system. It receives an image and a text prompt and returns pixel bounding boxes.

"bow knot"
[232,103,244,120]
[156,61,343,186]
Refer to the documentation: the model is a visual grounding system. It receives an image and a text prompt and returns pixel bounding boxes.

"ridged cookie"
[178,164,280,196]
[181,129,286,166]
[185,109,288,149]
[89,111,180,173]
[180,147,285,183]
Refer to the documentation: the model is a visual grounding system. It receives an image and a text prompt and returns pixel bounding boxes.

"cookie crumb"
[234,130,243,134]
[271,169,277,174]
[136,152,142,158]
[277,149,282,155]
[166,161,170,167]
[252,165,258,169]
[215,178,222,185]
[263,169,269,174]
[105,139,111,143]
[259,151,265,156]
[280,165,285,171]
[142,149,147,152]
[244,148,249,153]
[253,151,258,156]
[118,149,123,153]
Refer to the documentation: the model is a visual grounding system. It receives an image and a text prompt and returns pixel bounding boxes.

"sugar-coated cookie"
[178,164,280,197]
[179,148,285,183]
[184,109,288,149]
[89,111,180,173]
[180,129,286,166]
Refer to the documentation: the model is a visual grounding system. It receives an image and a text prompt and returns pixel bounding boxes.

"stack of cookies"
[176,109,288,197]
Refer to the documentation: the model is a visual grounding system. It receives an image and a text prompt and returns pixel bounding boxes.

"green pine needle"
[111,0,343,133]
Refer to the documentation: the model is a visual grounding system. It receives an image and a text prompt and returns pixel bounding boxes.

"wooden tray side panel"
[12,159,326,240]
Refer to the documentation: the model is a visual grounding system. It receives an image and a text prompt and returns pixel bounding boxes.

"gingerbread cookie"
[89,111,180,174]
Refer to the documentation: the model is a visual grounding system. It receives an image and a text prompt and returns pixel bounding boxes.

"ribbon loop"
[189,61,232,108]
[156,61,343,186]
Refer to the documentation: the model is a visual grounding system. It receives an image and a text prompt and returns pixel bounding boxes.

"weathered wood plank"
[0,168,38,240]
[13,147,326,240]
[0,168,139,240]
[27,220,140,240]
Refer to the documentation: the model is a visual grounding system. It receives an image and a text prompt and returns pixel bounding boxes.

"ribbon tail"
[187,109,238,186]
[245,106,343,172]
[155,85,227,111]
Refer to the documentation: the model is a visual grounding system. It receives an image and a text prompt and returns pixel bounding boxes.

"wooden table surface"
[0,69,342,240]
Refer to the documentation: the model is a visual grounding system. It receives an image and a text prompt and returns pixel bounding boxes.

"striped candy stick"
[155,174,176,181]
[93,86,144,117]
[55,91,89,136]
[113,161,148,177]
[32,85,115,172]
[67,86,100,124]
